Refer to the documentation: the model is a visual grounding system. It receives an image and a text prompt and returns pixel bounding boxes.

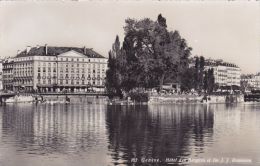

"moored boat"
[5,95,34,103]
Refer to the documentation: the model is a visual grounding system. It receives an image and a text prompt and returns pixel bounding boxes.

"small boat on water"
[5,95,34,103]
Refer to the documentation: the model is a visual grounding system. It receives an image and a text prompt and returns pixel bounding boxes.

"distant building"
[3,58,14,91]
[12,45,108,93]
[189,57,241,87]
[256,74,260,88]
[241,73,260,90]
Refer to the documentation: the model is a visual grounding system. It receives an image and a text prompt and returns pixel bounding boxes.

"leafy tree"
[202,68,215,94]
[180,68,196,92]
[203,70,209,92]
[207,68,215,93]
[194,56,200,90]
[198,56,205,90]
[105,36,123,98]
[106,52,116,97]
[106,14,192,96]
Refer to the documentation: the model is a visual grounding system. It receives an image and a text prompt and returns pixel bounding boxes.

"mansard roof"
[17,46,105,58]
[189,57,239,68]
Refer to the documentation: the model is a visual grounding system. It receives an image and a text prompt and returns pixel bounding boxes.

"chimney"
[26,46,31,54]
[17,50,21,55]
[83,46,86,54]
[45,44,48,55]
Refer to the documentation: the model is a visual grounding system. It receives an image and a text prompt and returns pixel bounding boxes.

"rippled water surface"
[0,98,260,166]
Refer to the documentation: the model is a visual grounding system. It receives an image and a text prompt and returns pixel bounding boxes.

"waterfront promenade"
[0,91,108,104]
[0,91,259,104]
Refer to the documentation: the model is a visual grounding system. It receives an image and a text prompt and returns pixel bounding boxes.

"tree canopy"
[106,14,214,97]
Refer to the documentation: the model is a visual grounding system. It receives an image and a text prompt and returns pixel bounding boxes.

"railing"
[38,91,108,96]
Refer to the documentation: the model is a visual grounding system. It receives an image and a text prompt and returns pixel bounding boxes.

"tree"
[198,56,205,91]
[157,14,167,28]
[106,52,116,97]
[124,15,191,89]
[207,68,215,93]
[180,68,196,92]
[203,70,208,92]
[194,56,200,90]
[105,36,123,98]
[202,68,215,94]
[106,14,192,96]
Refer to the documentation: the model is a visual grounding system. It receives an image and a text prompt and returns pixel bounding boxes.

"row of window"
[37,79,103,86]
[3,65,13,69]
[3,75,13,78]
[14,63,33,68]
[37,62,106,68]
[15,56,107,63]
[14,80,33,85]
[3,80,13,83]
[14,71,33,76]
[12,70,105,77]
[38,68,105,75]
[37,74,105,79]
[12,79,104,86]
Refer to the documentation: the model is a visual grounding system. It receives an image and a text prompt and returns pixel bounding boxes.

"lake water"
[0,98,260,166]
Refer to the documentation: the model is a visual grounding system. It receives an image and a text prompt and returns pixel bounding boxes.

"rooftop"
[189,57,239,68]
[17,45,105,58]
[205,61,239,68]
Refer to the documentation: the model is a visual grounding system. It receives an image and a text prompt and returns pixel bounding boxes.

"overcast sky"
[0,1,259,74]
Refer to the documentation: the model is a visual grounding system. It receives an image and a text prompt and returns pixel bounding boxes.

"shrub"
[128,92,149,102]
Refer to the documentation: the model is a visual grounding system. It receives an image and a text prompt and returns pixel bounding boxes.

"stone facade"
[0,60,3,90]
[2,58,14,91]
[10,45,107,93]
[241,73,260,90]
[189,57,241,87]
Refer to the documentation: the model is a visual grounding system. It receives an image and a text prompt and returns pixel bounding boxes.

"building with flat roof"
[12,45,108,93]
[3,58,14,91]
[205,60,241,87]
[189,57,241,87]
[0,60,3,90]
[241,73,260,90]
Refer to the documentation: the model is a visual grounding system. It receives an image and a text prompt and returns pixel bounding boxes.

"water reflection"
[1,103,107,156]
[106,104,214,165]
[0,102,260,166]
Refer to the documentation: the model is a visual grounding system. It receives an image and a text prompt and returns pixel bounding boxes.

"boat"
[5,95,34,103]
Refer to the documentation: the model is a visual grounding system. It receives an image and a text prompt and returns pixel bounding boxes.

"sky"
[0,0,259,74]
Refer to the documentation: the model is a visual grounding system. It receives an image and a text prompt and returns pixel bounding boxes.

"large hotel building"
[2,58,14,91]
[241,73,260,90]
[189,57,241,87]
[204,59,241,87]
[9,45,108,92]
